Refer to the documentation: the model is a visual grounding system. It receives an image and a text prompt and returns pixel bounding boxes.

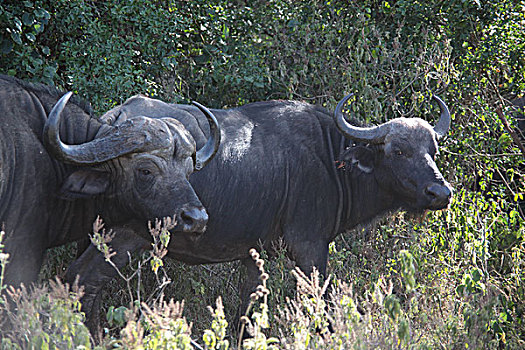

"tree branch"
[495,105,525,159]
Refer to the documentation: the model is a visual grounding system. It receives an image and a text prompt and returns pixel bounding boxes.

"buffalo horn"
[44,92,144,164]
[432,95,451,138]
[334,93,390,144]
[191,101,221,171]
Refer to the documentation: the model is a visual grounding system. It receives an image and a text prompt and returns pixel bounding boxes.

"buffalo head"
[335,94,453,212]
[43,93,221,232]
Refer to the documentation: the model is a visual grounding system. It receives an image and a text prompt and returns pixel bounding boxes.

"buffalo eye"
[395,149,403,156]
[135,166,157,192]
[136,167,155,180]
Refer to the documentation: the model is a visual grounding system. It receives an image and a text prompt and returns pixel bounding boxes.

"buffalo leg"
[236,256,262,334]
[293,240,335,333]
[65,227,150,337]
[75,237,91,258]
[239,256,262,313]
[0,235,46,334]
[292,240,329,277]
[2,234,47,288]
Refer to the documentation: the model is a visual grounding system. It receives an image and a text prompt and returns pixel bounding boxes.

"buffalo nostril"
[425,183,452,204]
[180,207,208,232]
[425,185,436,198]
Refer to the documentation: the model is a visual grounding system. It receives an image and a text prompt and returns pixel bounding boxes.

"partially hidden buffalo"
[74,91,453,327]
[0,75,220,310]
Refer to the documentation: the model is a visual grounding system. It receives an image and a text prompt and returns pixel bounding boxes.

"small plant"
[238,248,279,350]
[398,250,416,293]
[0,230,9,301]
[203,297,229,350]
[117,297,193,350]
[0,278,97,349]
[89,216,175,325]
[1,232,96,348]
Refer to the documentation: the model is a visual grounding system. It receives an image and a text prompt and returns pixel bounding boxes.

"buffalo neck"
[49,188,140,248]
[332,134,398,235]
[36,95,114,247]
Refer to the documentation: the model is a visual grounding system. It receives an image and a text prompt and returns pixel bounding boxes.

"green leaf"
[22,12,33,26]
[35,8,50,20]
[34,23,43,33]
[106,306,114,325]
[10,32,22,45]
[497,132,512,148]
[25,32,36,42]
[0,39,13,54]
[13,17,23,32]
[471,267,483,283]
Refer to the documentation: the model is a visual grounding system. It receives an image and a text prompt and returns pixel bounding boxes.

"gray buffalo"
[74,91,452,327]
[0,75,219,310]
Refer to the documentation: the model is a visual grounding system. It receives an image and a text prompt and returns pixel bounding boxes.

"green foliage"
[398,250,416,293]
[47,0,194,112]
[203,297,229,350]
[0,279,98,349]
[106,305,130,328]
[0,0,55,84]
[110,298,193,350]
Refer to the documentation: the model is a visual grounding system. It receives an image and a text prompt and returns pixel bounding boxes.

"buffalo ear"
[340,145,375,173]
[60,169,111,199]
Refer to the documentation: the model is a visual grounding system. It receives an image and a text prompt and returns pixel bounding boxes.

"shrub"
[0,278,96,349]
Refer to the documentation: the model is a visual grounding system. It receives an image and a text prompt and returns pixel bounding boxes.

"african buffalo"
[78,91,452,325]
[0,75,220,317]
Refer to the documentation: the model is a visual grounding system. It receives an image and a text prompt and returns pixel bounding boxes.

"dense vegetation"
[1,0,524,348]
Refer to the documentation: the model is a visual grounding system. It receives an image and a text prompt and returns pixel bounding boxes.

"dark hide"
[0,76,215,334]
[85,94,453,327]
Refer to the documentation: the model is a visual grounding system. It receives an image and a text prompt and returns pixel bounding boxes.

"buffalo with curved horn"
[0,75,220,331]
[334,93,452,210]
[81,90,453,325]
[335,94,451,141]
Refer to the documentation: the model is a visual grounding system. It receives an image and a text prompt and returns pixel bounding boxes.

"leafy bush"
[0,278,95,349]
[0,1,55,84]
